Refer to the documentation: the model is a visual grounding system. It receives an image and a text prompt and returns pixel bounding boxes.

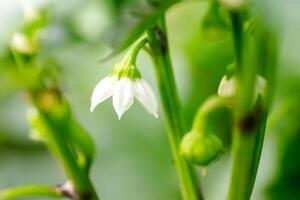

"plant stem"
[0,185,63,200]
[226,21,277,200]
[192,95,234,133]
[37,110,99,200]
[11,50,99,200]
[147,15,203,200]
[229,11,243,72]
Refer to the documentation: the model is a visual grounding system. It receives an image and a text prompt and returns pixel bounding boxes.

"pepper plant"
[0,0,281,200]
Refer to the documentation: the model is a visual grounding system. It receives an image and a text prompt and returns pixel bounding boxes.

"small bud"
[180,131,223,166]
[11,32,38,54]
[217,75,267,101]
[217,75,237,97]
[35,89,71,122]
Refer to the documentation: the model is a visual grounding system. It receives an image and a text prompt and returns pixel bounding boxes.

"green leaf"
[101,0,179,60]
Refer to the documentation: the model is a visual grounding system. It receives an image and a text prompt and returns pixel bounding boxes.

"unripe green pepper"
[180,131,223,166]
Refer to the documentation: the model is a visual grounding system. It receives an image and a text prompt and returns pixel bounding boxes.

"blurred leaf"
[0,54,23,100]
[266,74,300,200]
[101,0,179,60]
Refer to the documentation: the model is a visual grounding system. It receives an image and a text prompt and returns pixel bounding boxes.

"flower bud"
[11,32,39,54]
[217,75,267,101]
[180,131,223,166]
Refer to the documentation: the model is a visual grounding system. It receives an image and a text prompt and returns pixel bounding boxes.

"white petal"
[90,75,117,112]
[11,32,35,54]
[113,77,135,119]
[134,79,158,118]
[255,75,267,96]
[217,76,237,97]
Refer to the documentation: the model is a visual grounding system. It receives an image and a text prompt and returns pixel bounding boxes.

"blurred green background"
[1,0,300,199]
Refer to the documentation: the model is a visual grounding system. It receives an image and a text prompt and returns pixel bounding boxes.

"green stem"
[11,50,99,200]
[124,36,148,66]
[0,185,63,200]
[37,110,99,200]
[192,95,234,133]
[226,22,277,200]
[11,50,26,78]
[229,11,243,72]
[147,16,203,200]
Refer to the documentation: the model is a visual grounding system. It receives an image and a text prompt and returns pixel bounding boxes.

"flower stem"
[147,15,203,200]
[192,95,234,133]
[0,185,63,200]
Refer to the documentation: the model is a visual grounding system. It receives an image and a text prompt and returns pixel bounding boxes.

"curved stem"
[192,95,234,133]
[124,36,148,66]
[147,15,203,200]
[0,185,63,200]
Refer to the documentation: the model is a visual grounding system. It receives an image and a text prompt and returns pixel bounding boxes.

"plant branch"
[147,15,203,200]
[192,95,234,133]
[0,185,63,200]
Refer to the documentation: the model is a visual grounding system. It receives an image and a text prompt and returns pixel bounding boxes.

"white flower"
[11,32,36,54]
[90,75,158,119]
[218,75,267,100]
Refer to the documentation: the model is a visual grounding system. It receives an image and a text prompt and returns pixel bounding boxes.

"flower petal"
[134,79,158,118]
[90,75,117,112]
[255,75,267,96]
[113,77,135,119]
[217,75,237,97]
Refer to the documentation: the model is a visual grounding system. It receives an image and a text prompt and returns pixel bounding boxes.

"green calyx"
[112,63,141,80]
[180,131,223,166]
[111,36,148,80]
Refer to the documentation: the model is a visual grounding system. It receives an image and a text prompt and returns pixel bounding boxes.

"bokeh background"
[1,0,300,199]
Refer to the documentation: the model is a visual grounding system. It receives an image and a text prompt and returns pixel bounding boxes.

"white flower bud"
[11,32,37,54]
[217,75,267,101]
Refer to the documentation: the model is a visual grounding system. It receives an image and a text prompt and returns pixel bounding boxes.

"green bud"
[35,89,71,122]
[180,131,223,166]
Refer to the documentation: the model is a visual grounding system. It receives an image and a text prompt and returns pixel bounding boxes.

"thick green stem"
[11,50,99,200]
[0,185,63,200]
[226,21,277,200]
[37,110,99,200]
[147,16,203,200]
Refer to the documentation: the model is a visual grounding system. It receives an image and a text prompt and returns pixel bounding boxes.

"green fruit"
[180,131,223,166]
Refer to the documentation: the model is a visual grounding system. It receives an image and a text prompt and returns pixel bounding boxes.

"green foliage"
[101,0,179,59]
